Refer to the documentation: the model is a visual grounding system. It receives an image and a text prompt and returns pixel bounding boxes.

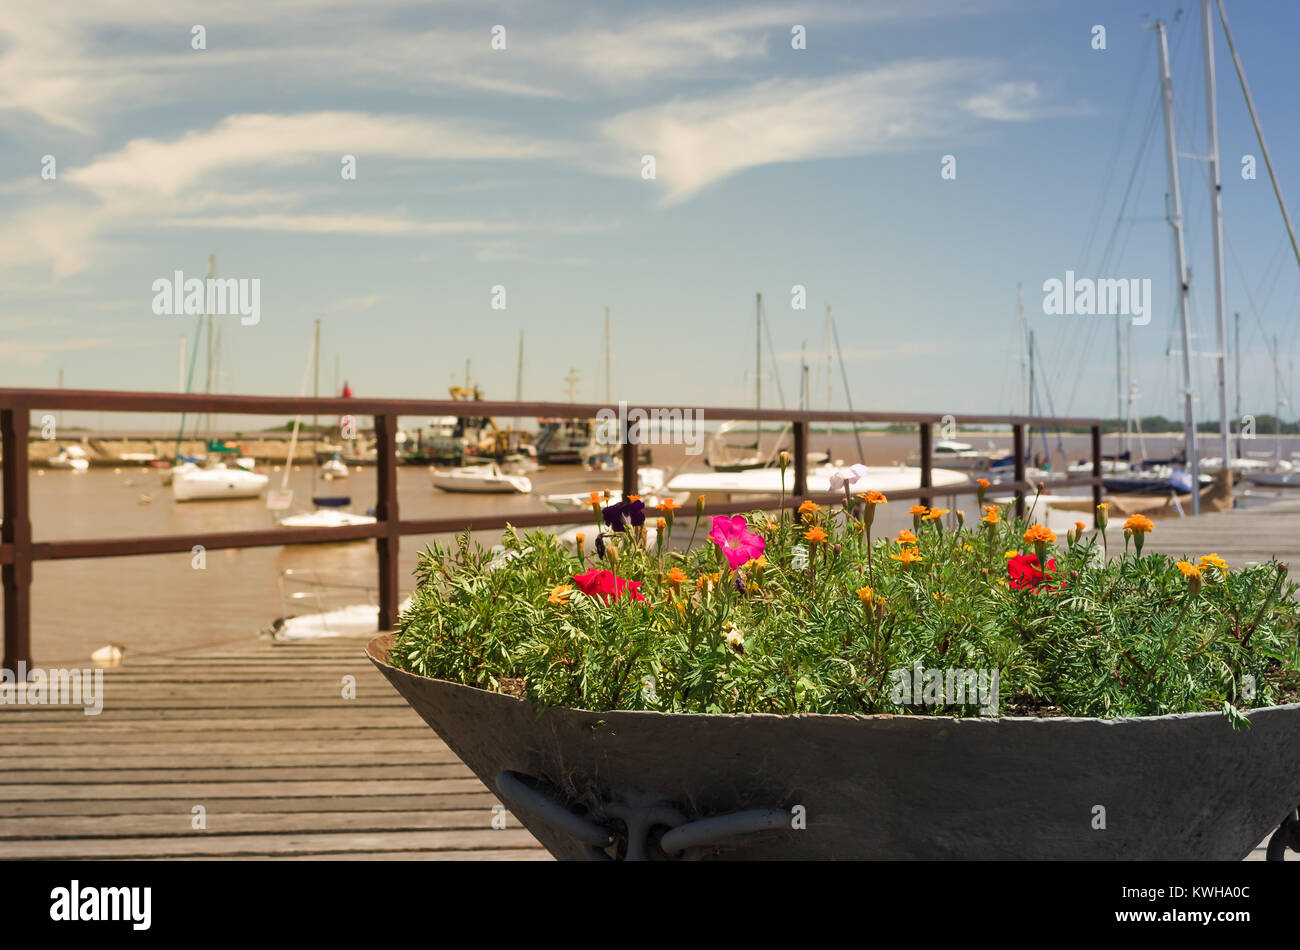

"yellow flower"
[922,507,949,522]
[896,529,917,545]
[723,622,745,652]
[694,571,722,591]
[547,585,573,605]
[890,547,923,565]
[1175,561,1201,578]
[1198,553,1228,573]
[1023,524,1057,545]
[856,586,874,604]
[981,505,1001,525]
[1004,549,1019,559]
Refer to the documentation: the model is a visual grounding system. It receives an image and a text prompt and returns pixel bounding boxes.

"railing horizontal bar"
[2,475,1108,562]
[0,388,1104,428]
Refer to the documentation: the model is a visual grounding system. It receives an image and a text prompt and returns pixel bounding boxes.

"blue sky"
[3,0,1300,429]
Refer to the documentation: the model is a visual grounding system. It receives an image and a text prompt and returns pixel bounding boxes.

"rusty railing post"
[1013,423,1026,520]
[2,406,32,673]
[1091,424,1103,527]
[621,415,639,502]
[374,413,400,631]
[919,422,933,508]
[792,420,807,502]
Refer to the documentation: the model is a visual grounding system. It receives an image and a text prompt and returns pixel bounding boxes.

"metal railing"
[0,388,1104,670]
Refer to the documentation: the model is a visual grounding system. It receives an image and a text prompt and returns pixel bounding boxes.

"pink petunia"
[828,463,870,492]
[708,515,766,571]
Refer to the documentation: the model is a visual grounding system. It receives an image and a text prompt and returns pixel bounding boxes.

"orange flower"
[627,494,641,503]
[907,505,928,517]
[922,507,949,522]
[1023,524,1057,545]
[976,478,990,489]
[693,571,722,591]
[1175,561,1201,578]
[856,586,874,605]
[890,547,923,565]
[1123,514,1155,535]
[858,490,888,505]
[658,497,681,513]
[1073,521,1086,532]
[798,500,822,521]
[665,567,687,590]
[804,526,828,544]
[980,505,1000,524]
[585,491,601,506]
[896,529,917,545]
[547,585,573,605]
[655,517,666,531]
[1198,553,1228,574]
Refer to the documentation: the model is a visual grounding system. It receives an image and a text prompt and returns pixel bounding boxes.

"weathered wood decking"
[2,499,1297,860]
[0,639,547,860]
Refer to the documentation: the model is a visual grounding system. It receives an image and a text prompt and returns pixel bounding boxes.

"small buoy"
[91,644,126,667]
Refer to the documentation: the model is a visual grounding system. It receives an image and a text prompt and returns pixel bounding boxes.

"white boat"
[320,455,349,480]
[1245,470,1300,488]
[540,468,676,510]
[48,445,90,471]
[431,462,531,494]
[661,463,969,498]
[172,462,269,501]
[266,596,412,641]
[906,440,1011,472]
[276,508,377,529]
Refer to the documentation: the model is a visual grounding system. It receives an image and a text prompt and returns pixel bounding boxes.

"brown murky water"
[9,430,1254,664]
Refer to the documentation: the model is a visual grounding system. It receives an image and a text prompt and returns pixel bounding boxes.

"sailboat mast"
[1273,334,1281,470]
[204,254,214,439]
[755,293,762,415]
[1156,19,1201,515]
[603,306,611,403]
[1028,329,1036,463]
[313,317,320,480]
[514,329,524,434]
[1202,0,1232,475]
[1115,316,1124,453]
[1018,284,1030,458]
[825,305,833,438]
[1234,312,1241,458]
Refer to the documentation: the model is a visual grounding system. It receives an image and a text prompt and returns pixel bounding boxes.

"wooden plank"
[0,809,525,839]
[2,793,501,818]
[0,778,488,801]
[0,764,474,783]
[3,748,457,766]
[0,828,543,859]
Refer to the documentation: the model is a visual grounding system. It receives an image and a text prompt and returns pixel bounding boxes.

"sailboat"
[276,321,376,530]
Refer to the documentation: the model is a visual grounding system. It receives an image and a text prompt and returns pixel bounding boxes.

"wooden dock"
[0,638,547,860]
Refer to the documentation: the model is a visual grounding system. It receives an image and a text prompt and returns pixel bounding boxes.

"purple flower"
[602,499,646,532]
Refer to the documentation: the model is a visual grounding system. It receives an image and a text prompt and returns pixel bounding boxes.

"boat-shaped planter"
[367,634,1300,861]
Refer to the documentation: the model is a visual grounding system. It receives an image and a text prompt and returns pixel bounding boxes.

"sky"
[3,0,1300,431]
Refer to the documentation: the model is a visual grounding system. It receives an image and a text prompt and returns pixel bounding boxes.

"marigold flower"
[655,517,666,531]
[896,529,917,545]
[1073,521,1086,533]
[861,490,887,505]
[1004,549,1019,559]
[890,546,923,565]
[977,478,990,488]
[1023,524,1057,545]
[981,506,1001,525]
[1176,561,1201,578]
[798,500,822,520]
[856,586,874,605]
[1123,514,1154,534]
[1198,553,1228,573]
[804,525,828,544]
[666,567,687,590]
[547,584,573,605]
[923,507,949,522]
[585,491,601,507]
[693,571,722,591]
[1177,560,1203,595]
[657,497,681,513]
[907,505,928,517]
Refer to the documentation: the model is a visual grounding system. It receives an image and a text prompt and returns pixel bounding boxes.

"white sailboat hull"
[431,465,531,494]
[664,464,969,497]
[277,509,377,529]
[173,467,269,501]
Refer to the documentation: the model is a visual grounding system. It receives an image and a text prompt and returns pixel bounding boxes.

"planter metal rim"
[367,634,1300,727]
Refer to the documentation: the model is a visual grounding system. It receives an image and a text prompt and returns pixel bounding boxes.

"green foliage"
[388,503,1300,722]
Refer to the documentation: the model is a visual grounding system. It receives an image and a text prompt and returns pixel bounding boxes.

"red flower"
[1006,554,1065,593]
[572,567,645,603]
